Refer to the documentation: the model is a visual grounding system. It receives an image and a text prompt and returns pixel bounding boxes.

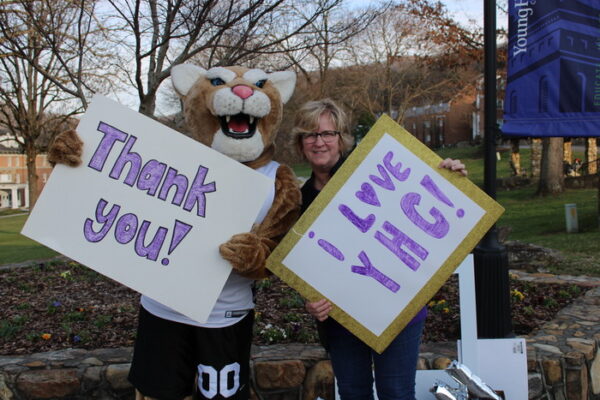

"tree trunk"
[586,137,598,175]
[563,138,572,164]
[510,138,520,176]
[25,143,39,208]
[537,137,564,196]
[138,92,157,117]
[530,138,542,178]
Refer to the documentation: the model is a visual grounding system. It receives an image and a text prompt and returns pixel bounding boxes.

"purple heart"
[355,182,380,207]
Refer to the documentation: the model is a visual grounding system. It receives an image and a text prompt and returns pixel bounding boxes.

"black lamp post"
[473,0,513,338]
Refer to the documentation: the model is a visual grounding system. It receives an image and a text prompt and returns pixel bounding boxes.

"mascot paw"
[219,232,275,279]
[48,129,83,167]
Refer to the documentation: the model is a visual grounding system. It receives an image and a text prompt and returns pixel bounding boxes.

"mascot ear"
[268,70,296,104]
[171,64,207,96]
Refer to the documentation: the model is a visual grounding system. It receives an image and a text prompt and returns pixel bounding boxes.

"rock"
[432,357,452,370]
[0,373,14,400]
[82,357,104,366]
[590,349,600,395]
[565,352,585,366]
[566,338,595,360]
[83,366,103,386]
[302,360,334,400]
[533,343,563,355]
[542,359,562,385]
[0,358,25,368]
[416,357,428,370]
[23,360,45,369]
[255,360,306,389]
[505,240,564,271]
[527,373,544,398]
[16,369,80,399]
[536,335,558,342]
[106,363,132,390]
[566,363,588,400]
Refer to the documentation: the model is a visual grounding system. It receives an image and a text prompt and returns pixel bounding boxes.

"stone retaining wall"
[2,287,600,399]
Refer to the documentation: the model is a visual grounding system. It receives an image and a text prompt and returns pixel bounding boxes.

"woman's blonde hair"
[292,98,354,159]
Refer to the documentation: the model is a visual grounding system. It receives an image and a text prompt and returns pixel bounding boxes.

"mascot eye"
[210,78,225,86]
[255,79,266,88]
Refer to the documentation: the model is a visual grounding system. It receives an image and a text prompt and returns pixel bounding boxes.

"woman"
[293,99,467,400]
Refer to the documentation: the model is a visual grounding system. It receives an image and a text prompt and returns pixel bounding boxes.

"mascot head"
[171,64,296,167]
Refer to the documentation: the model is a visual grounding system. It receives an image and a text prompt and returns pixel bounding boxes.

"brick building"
[402,86,477,148]
[0,139,53,209]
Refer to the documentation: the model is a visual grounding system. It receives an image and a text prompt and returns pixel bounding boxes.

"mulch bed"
[0,261,586,355]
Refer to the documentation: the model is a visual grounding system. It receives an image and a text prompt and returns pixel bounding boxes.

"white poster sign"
[22,95,272,323]
[267,115,503,352]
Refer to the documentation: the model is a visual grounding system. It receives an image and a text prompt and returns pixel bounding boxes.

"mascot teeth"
[219,113,258,139]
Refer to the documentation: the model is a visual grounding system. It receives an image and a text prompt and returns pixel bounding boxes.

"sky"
[442,0,508,29]
[348,0,508,30]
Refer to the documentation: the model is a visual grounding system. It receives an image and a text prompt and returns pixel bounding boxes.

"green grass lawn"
[2,145,599,276]
[293,144,600,276]
[0,214,58,264]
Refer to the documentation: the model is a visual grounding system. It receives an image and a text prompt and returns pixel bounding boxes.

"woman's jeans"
[327,319,425,400]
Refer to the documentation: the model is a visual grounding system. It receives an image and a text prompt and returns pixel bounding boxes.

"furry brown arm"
[219,164,301,279]
[48,129,84,167]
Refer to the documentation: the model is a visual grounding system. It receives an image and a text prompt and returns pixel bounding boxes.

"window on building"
[423,120,431,143]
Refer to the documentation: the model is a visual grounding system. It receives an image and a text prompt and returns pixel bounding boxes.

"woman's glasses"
[301,130,340,144]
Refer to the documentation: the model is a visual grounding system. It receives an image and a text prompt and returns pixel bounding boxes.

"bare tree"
[339,0,482,124]
[100,0,366,117]
[275,0,380,97]
[0,0,110,207]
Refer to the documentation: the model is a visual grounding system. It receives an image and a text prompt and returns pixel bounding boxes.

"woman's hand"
[438,158,468,176]
[305,299,332,322]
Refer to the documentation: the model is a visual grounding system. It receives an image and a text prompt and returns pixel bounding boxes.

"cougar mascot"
[48,65,301,399]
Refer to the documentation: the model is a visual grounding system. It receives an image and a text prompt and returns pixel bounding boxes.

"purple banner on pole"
[502,0,600,137]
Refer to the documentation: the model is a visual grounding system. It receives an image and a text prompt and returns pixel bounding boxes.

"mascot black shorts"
[128,306,254,400]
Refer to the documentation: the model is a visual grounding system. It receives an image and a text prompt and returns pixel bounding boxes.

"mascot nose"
[231,85,254,99]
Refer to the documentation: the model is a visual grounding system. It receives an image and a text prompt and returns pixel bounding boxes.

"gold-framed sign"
[266,114,504,353]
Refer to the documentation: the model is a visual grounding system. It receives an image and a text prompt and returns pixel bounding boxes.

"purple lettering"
[137,160,167,196]
[109,135,142,186]
[355,182,381,206]
[401,192,449,239]
[317,238,345,261]
[420,175,454,207]
[88,122,128,172]
[183,165,216,217]
[339,204,376,233]
[375,221,428,271]
[114,213,138,244]
[168,220,193,255]
[83,199,120,242]
[351,251,400,293]
[161,220,193,266]
[383,151,410,182]
[134,220,168,261]
[369,164,395,191]
[158,168,189,206]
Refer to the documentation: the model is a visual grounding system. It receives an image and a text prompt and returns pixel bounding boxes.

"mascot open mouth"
[219,113,258,139]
